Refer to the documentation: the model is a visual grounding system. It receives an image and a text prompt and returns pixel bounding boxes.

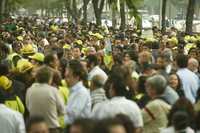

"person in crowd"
[92,68,143,133]
[86,54,108,84]
[68,118,95,133]
[167,97,196,130]
[0,87,25,133]
[29,52,44,68]
[26,116,49,133]
[142,74,171,133]
[72,45,82,60]
[188,57,200,79]
[161,110,195,133]
[168,73,185,97]
[94,117,128,133]
[64,60,91,125]
[26,66,65,133]
[44,52,62,87]
[90,75,107,109]
[176,54,199,103]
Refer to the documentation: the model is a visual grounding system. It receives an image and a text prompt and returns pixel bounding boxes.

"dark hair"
[60,58,68,78]
[68,60,87,81]
[176,54,188,68]
[169,73,182,91]
[69,119,95,133]
[0,63,9,76]
[52,47,64,59]
[168,97,195,128]
[172,111,190,132]
[35,66,53,84]
[26,116,47,132]
[0,87,6,103]
[93,118,125,133]
[106,65,133,99]
[86,54,99,66]
[137,76,148,94]
[115,114,135,133]
[44,52,56,66]
[73,44,82,51]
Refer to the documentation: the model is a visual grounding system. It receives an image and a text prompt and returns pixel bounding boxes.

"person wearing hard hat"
[0,75,25,114]
[29,53,45,68]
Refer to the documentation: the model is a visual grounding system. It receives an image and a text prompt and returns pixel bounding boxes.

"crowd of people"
[0,16,200,133]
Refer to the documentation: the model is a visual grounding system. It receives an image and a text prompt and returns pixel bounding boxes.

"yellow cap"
[29,53,44,62]
[93,33,104,40]
[17,36,23,41]
[63,44,71,49]
[74,40,83,45]
[0,76,12,90]
[20,44,35,55]
[17,59,33,73]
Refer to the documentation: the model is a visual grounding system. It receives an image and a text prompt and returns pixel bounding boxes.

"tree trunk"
[120,0,126,30]
[92,0,105,26]
[186,0,195,35]
[161,0,167,34]
[0,0,6,20]
[111,4,117,28]
[83,0,90,25]
[73,0,78,22]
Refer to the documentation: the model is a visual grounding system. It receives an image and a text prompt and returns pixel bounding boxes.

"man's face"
[28,122,49,133]
[73,48,81,59]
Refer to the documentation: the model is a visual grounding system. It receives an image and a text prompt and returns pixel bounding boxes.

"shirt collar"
[110,96,125,101]
[70,81,83,93]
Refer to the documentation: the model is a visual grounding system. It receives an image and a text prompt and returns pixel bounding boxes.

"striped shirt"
[91,88,107,109]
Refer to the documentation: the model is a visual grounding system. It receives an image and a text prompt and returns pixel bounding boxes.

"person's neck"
[70,80,80,88]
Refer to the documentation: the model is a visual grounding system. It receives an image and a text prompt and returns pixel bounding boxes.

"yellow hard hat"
[74,40,83,45]
[16,59,33,73]
[17,36,23,41]
[168,37,178,46]
[20,44,35,55]
[93,33,104,40]
[63,44,71,49]
[29,53,44,62]
[0,76,12,90]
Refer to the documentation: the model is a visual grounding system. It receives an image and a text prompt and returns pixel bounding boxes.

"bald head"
[188,58,199,72]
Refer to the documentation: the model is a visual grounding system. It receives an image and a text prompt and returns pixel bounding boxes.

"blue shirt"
[64,82,91,124]
[177,68,199,103]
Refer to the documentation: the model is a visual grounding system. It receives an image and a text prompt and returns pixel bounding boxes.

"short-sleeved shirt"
[92,96,143,128]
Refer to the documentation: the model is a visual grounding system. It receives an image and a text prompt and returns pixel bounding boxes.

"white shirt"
[177,68,199,103]
[88,66,108,84]
[92,96,143,128]
[161,126,194,133]
[65,82,91,124]
[0,104,25,133]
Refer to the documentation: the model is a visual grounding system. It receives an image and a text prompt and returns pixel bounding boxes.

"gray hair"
[163,48,173,62]
[147,74,167,95]
[188,58,199,67]
[91,75,104,88]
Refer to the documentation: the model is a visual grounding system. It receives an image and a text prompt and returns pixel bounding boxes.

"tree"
[186,0,196,34]
[161,0,167,34]
[108,0,143,30]
[120,0,126,30]
[92,0,105,26]
[83,0,90,24]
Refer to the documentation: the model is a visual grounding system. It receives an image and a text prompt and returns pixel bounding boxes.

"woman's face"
[169,74,179,90]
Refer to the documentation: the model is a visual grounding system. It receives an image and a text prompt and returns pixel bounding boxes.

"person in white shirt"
[86,54,108,84]
[64,60,91,125]
[92,71,143,133]
[0,89,25,133]
[26,66,65,132]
